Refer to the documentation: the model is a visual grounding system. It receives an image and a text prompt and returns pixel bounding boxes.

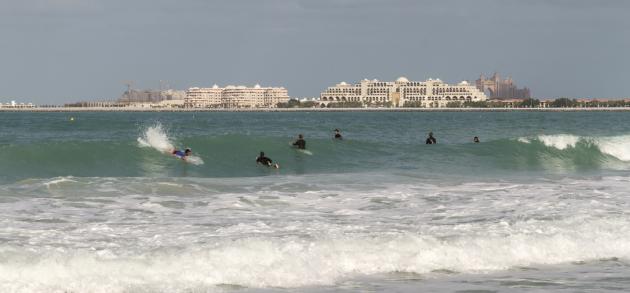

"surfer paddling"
[171,148,192,160]
[256,151,279,168]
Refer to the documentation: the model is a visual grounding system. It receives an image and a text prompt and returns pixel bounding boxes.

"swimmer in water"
[334,129,343,140]
[256,151,279,168]
[171,148,191,160]
[292,134,306,149]
[473,136,480,143]
[425,132,437,144]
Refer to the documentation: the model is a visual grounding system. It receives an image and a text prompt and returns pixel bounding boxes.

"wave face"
[519,134,630,161]
[2,129,630,182]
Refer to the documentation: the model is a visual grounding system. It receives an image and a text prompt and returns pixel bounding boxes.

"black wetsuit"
[426,137,437,144]
[256,156,273,166]
[293,139,306,149]
[334,133,342,140]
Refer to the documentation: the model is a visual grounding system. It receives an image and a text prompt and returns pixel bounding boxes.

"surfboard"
[184,155,204,165]
[297,149,313,156]
[289,142,312,155]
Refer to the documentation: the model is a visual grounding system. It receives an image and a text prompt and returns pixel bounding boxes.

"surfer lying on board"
[292,134,306,149]
[171,148,192,160]
[256,151,279,168]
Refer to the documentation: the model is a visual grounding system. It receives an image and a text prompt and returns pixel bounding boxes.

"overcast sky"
[1,0,628,104]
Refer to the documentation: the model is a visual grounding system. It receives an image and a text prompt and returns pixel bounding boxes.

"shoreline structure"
[2,107,630,112]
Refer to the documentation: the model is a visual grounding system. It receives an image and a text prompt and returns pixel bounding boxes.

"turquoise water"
[2,112,630,292]
[1,112,630,181]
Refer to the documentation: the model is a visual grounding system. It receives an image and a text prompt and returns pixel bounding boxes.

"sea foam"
[1,217,630,292]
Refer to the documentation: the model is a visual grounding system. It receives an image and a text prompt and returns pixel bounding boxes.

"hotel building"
[320,77,487,107]
[185,84,289,108]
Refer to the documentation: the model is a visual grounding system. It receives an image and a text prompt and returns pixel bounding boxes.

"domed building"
[320,77,487,107]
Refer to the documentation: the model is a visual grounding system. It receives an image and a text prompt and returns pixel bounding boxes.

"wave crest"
[2,217,629,291]
[518,134,630,161]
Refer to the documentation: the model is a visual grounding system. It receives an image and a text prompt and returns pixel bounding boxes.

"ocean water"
[1,111,630,292]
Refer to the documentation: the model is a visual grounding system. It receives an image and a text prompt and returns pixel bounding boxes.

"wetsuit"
[425,137,436,144]
[256,156,273,166]
[293,139,306,149]
[334,133,342,140]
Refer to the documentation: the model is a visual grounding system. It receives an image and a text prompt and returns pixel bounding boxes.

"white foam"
[594,135,630,161]
[43,176,77,188]
[1,218,630,291]
[137,123,174,153]
[3,175,630,291]
[537,134,580,150]
[516,134,630,162]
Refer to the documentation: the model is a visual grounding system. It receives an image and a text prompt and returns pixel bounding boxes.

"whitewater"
[2,111,630,292]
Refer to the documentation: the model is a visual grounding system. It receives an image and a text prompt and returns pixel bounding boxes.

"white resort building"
[0,100,35,108]
[320,77,487,107]
[185,84,289,108]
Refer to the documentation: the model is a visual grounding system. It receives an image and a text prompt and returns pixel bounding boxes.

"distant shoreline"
[2,107,630,112]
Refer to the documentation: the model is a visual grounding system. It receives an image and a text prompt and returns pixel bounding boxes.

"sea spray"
[137,123,204,165]
[137,123,175,153]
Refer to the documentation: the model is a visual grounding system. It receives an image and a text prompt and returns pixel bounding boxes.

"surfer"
[425,132,437,144]
[334,129,343,140]
[256,151,279,168]
[293,134,306,149]
[171,148,191,160]
[473,136,480,143]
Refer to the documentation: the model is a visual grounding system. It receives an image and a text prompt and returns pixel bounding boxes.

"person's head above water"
[334,129,340,133]
[473,136,480,143]
[298,134,304,139]
[185,148,192,155]
[259,151,265,157]
[428,132,434,137]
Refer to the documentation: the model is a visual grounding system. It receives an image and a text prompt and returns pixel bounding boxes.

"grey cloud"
[0,0,628,103]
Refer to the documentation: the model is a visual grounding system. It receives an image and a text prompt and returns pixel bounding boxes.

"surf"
[517,134,630,162]
[137,123,204,165]
[2,217,630,291]
[3,128,630,182]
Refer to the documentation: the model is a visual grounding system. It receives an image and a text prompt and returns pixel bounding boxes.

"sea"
[1,111,630,292]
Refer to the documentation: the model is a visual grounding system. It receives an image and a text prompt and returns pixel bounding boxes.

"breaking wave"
[517,134,630,161]
[3,129,630,182]
[1,217,629,292]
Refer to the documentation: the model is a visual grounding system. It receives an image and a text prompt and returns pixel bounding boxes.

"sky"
[0,0,629,104]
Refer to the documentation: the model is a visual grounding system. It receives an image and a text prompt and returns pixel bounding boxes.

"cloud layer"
[0,0,629,103]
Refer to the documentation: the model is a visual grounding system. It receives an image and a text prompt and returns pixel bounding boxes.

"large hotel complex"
[185,84,289,108]
[183,77,486,109]
[320,77,487,108]
[49,75,526,109]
